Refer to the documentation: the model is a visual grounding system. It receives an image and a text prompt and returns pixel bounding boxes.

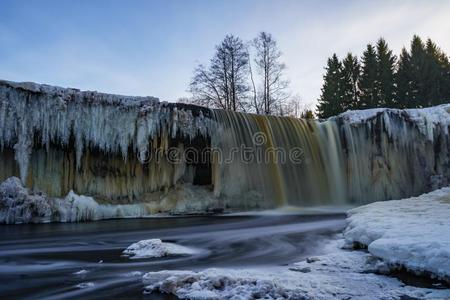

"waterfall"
[211,110,347,207]
[1,80,449,219]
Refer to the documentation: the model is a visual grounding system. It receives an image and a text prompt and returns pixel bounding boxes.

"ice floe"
[123,239,199,259]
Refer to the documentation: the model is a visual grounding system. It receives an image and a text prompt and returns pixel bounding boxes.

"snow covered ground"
[143,239,450,299]
[344,187,450,281]
[123,239,199,259]
[142,188,450,299]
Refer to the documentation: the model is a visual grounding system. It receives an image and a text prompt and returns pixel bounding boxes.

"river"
[0,214,345,299]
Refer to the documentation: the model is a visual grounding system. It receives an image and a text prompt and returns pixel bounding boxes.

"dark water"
[0,214,345,299]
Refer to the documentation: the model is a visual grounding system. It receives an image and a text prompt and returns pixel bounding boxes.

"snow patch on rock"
[344,187,450,281]
[337,103,450,141]
[123,239,198,259]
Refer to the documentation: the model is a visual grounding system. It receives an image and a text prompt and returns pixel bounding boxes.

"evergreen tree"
[423,39,443,106]
[340,53,360,111]
[317,54,343,118]
[376,38,396,107]
[359,44,378,109]
[395,47,413,108]
[409,35,427,107]
[439,50,450,104]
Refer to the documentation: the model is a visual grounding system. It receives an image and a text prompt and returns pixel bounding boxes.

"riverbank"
[143,188,450,299]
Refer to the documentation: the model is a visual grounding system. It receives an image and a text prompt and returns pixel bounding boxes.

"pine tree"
[340,53,360,111]
[376,38,396,107]
[409,35,427,108]
[423,39,443,106]
[359,44,378,109]
[317,54,343,118]
[439,51,450,104]
[395,47,413,108]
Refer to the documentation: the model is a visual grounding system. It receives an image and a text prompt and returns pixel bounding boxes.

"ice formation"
[1,79,450,219]
[123,239,198,259]
[0,177,149,223]
[344,187,450,281]
[0,79,213,203]
[142,239,450,299]
[0,177,228,223]
[142,189,450,299]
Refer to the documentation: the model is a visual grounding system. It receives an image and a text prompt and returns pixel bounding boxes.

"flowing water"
[0,213,345,299]
[1,80,449,216]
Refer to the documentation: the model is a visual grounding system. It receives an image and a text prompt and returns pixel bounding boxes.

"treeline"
[184,32,312,118]
[317,35,450,118]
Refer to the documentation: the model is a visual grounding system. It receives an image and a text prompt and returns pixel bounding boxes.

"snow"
[344,187,450,281]
[337,103,450,141]
[142,189,450,299]
[123,239,198,259]
[0,177,229,223]
[0,177,149,223]
[73,269,89,275]
[338,107,385,124]
[0,177,52,224]
[142,239,450,300]
[75,282,95,289]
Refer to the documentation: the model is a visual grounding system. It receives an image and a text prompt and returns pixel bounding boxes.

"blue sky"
[1,0,449,106]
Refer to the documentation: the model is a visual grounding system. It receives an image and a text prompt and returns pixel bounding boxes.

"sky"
[1,0,450,107]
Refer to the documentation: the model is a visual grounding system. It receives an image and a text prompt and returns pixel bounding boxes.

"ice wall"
[0,80,214,204]
[1,79,449,220]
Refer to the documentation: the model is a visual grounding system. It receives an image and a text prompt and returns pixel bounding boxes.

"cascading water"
[0,80,449,223]
[211,110,347,207]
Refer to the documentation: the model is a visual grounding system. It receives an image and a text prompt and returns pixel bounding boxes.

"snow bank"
[344,187,450,281]
[123,239,198,259]
[142,240,450,300]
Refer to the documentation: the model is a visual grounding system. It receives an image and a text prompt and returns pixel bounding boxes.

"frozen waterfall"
[0,79,449,222]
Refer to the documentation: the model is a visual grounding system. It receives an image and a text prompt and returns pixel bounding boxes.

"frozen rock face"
[0,79,215,205]
[1,79,450,217]
[336,105,450,203]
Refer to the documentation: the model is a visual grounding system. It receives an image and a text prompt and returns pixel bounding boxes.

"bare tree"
[277,95,315,119]
[189,35,249,111]
[253,32,290,115]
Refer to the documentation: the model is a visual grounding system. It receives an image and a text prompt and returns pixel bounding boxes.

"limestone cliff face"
[335,107,450,203]
[1,80,449,218]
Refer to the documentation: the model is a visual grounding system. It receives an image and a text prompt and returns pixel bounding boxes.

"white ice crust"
[0,177,150,223]
[123,239,198,259]
[337,104,450,141]
[142,239,450,300]
[142,188,450,299]
[344,187,450,280]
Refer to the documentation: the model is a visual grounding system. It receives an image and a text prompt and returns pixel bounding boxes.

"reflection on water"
[0,214,345,299]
